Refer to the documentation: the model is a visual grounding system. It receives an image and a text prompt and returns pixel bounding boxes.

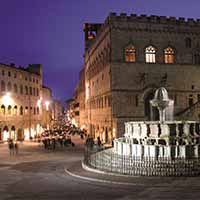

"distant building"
[73,13,200,143]
[0,63,43,141]
[52,100,62,121]
[41,86,53,130]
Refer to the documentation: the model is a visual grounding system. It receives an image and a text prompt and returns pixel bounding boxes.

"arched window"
[34,107,36,115]
[1,81,5,91]
[7,82,12,91]
[33,88,35,96]
[25,86,28,95]
[29,87,32,95]
[8,105,12,115]
[20,106,23,115]
[1,105,5,115]
[25,106,28,115]
[185,37,191,48]
[37,107,39,115]
[36,88,39,96]
[30,107,32,114]
[125,45,136,62]
[193,50,200,64]
[20,85,23,95]
[164,47,175,64]
[145,46,156,63]
[13,105,17,115]
[14,84,18,93]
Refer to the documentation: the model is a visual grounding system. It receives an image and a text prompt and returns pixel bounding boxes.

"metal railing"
[84,146,200,176]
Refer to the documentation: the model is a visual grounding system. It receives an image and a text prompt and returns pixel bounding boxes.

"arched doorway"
[11,126,15,140]
[17,129,24,141]
[3,126,9,141]
[144,91,159,120]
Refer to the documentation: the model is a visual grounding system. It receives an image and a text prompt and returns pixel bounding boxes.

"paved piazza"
[0,136,200,200]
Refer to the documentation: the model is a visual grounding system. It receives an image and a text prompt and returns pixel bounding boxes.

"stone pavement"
[65,156,200,188]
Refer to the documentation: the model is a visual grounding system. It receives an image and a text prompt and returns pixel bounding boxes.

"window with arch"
[20,85,23,94]
[14,84,18,93]
[25,106,28,115]
[34,107,36,115]
[13,105,17,115]
[29,87,32,95]
[1,80,5,91]
[25,86,28,95]
[164,47,175,64]
[33,88,35,96]
[185,37,191,48]
[193,50,200,64]
[1,105,5,115]
[36,88,39,96]
[37,107,39,115]
[8,105,12,115]
[30,107,32,114]
[125,45,136,62]
[7,82,12,91]
[20,106,23,115]
[145,46,156,63]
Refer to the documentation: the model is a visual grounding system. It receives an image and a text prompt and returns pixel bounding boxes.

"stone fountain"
[85,88,200,176]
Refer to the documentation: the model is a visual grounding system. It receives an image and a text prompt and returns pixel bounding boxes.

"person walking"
[14,142,19,155]
[8,139,14,156]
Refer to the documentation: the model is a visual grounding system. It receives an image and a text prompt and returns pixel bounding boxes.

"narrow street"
[0,136,200,200]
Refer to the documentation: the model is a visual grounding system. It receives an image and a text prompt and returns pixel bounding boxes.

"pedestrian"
[14,142,19,155]
[8,139,14,156]
[52,138,56,150]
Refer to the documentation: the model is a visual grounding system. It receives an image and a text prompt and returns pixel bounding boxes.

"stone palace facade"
[73,13,200,143]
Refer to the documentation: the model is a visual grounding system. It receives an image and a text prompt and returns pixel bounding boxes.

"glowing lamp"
[2,93,14,106]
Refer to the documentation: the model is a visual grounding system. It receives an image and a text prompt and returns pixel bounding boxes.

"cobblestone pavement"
[0,136,200,200]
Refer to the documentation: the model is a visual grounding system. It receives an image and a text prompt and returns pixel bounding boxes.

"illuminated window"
[14,84,18,93]
[1,105,5,115]
[145,46,156,63]
[193,50,200,64]
[13,106,17,115]
[8,105,12,115]
[1,81,5,91]
[164,47,174,64]
[125,45,136,62]
[185,37,191,48]
[7,82,12,91]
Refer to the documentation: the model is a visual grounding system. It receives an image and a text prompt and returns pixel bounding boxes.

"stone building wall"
[80,13,200,142]
[0,63,43,141]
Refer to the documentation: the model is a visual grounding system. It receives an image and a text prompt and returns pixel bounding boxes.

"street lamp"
[45,101,50,111]
[2,92,13,106]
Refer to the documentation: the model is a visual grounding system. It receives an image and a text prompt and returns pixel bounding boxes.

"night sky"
[1,0,200,103]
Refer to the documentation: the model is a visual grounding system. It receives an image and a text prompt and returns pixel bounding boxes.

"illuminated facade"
[74,13,200,143]
[41,86,53,130]
[0,63,43,141]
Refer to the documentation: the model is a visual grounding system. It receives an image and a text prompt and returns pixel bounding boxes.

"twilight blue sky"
[0,0,200,103]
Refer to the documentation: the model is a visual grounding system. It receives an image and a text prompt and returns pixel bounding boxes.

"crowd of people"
[6,121,107,155]
[38,123,87,150]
